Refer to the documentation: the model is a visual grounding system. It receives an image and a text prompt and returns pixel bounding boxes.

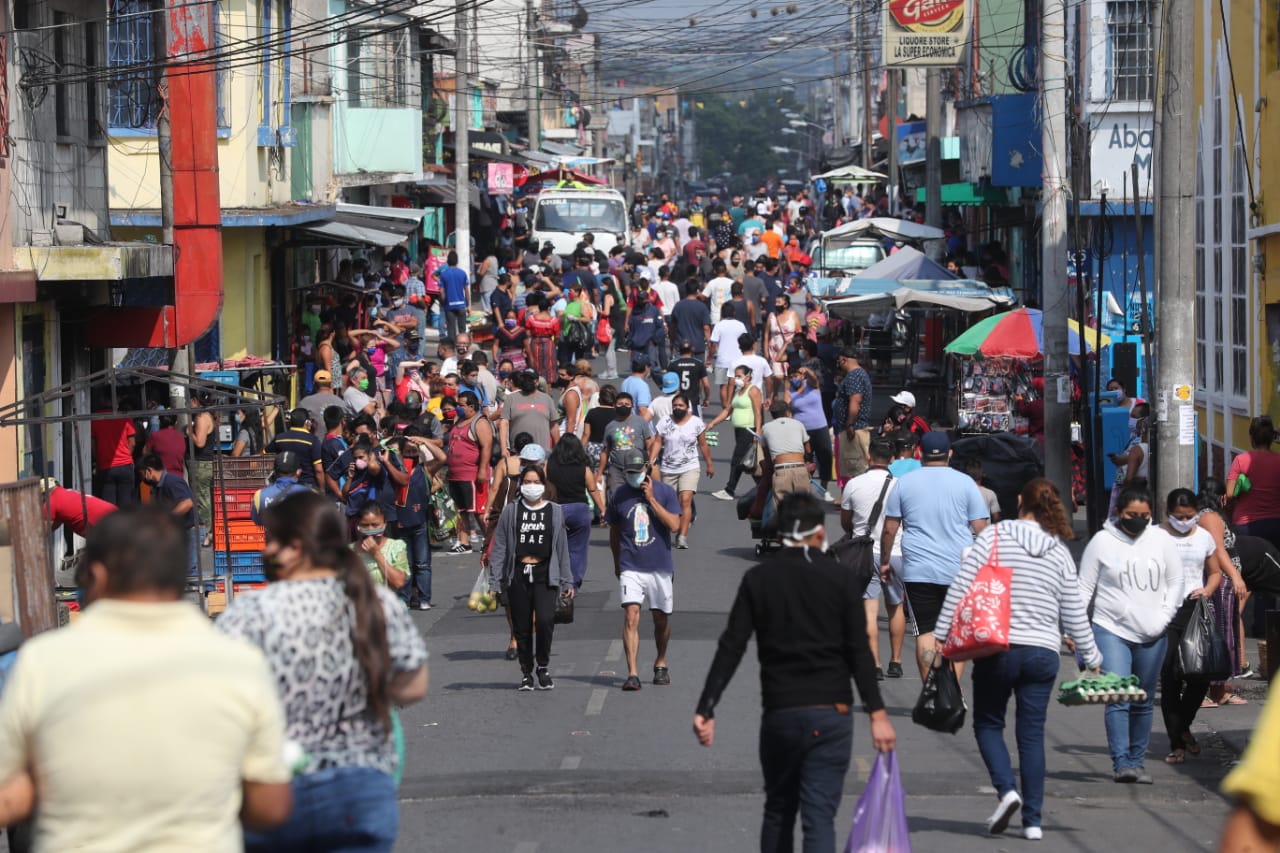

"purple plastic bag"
[844,750,911,853]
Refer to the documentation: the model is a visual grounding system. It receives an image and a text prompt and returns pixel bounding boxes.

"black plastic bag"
[1178,597,1231,679]
[554,589,575,624]
[912,658,967,734]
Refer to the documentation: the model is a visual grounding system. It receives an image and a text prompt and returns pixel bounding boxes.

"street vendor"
[41,479,117,536]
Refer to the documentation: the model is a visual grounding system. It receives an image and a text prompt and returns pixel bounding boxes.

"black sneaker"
[887,662,904,678]
[621,675,642,691]
[536,668,554,690]
[875,667,885,681]
[518,673,535,691]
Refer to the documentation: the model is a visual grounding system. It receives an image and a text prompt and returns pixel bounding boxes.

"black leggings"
[507,568,558,673]
[727,427,756,495]
[807,427,833,487]
[1160,601,1211,752]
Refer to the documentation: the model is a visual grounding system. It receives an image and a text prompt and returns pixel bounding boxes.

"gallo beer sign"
[884,0,970,67]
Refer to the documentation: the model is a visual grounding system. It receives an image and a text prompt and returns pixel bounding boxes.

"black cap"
[274,450,303,475]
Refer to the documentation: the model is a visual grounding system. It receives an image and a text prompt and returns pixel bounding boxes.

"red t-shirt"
[1229,450,1280,525]
[45,487,117,536]
[145,426,188,477]
[91,415,136,470]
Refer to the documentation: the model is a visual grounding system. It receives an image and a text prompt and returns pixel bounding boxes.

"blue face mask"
[625,472,646,489]
[789,378,803,391]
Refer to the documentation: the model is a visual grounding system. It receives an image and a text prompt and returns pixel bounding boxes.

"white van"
[528,187,629,258]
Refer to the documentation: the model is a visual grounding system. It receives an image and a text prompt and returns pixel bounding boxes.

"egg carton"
[1057,673,1148,706]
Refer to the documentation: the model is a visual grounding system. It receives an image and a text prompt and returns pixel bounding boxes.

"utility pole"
[831,49,842,148]
[923,68,942,256]
[154,1,187,394]
[886,69,899,213]
[1152,0,1195,497]
[860,0,873,170]
[525,0,539,148]
[454,0,471,279]
[1040,0,1072,503]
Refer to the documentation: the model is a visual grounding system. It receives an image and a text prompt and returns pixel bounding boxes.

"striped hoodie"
[934,519,1102,667]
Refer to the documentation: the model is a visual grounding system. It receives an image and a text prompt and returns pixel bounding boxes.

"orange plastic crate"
[212,519,266,552]
[213,487,256,521]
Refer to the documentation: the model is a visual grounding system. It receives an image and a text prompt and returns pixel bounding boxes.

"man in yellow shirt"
[1219,679,1280,851]
[0,506,292,850]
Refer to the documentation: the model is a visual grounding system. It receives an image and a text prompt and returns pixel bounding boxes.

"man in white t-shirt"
[708,304,748,410]
[759,398,811,499]
[840,439,906,679]
[653,269,681,326]
[732,333,773,400]
[702,259,735,322]
[650,372,679,424]
[650,393,713,550]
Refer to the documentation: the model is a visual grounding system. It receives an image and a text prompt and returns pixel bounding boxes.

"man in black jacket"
[693,492,896,852]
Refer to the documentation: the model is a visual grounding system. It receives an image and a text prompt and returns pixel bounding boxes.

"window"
[107,0,160,130]
[1195,121,1206,391]
[257,0,293,146]
[54,13,70,137]
[214,1,229,130]
[1230,136,1248,399]
[1211,81,1224,393]
[346,29,408,109]
[1106,0,1154,101]
[86,22,102,138]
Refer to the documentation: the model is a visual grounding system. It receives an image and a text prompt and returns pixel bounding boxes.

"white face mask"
[520,483,545,503]
[734,377,746,389]
[1169,516,1198,534]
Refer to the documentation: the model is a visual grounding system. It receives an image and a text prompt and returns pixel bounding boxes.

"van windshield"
[821,242,885,273]
[533,198,628,234]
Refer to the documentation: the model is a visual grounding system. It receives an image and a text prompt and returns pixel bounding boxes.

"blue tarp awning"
[853,246,956,282]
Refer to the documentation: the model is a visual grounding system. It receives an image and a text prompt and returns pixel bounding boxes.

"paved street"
[390,414,1255,853]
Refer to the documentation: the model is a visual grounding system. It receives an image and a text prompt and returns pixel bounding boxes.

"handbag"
[940,530,1012,661]
[1178,596,1231,679]
[912,658,967,734]
[739,437,760,472]
[831,473,894,598]
[596,319,613,345]
[554,589,575,624]
[844,751,911,853]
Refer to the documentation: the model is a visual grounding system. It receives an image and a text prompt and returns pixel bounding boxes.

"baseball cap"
[405,330,421,341]
[313,369,332,385]
[518,444,547,463]
[661,372,680,394]
[620,448,648,473]
[891,391,917,408]
[920,432,950,459]
[274,450,303,474]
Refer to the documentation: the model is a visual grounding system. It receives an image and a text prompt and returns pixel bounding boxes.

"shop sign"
[883,0,970,67]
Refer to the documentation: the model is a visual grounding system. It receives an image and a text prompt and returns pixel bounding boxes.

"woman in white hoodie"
[1078,485,1185,784]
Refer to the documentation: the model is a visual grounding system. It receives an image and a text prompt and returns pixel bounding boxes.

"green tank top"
[731,388,755,428]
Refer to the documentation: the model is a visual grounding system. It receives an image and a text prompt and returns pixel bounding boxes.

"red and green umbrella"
[944,308,1110,358]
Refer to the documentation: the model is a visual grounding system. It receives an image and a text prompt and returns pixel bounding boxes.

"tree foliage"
[691,89,806,191]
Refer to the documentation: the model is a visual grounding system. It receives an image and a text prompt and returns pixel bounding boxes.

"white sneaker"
[1024,827,1043,841]
[986,790,1022,835]
[676,534,689,549]
[711,490,734,501]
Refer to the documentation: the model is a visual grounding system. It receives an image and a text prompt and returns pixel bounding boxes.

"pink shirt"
[1228,449,1280,524]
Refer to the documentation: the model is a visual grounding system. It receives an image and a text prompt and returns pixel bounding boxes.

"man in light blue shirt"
[621,356,655,419]
[879,431,989,678]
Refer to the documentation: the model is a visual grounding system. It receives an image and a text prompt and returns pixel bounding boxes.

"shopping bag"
[912,658,967,734]
[1178,597,1232,679]
[596,320,613,345]
[845,750,911,853]
[941,531,1012,661]
[428,486,459,544]
[554,589,576,624]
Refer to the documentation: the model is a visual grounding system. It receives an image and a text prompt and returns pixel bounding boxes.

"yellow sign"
[1172,384,1193,403]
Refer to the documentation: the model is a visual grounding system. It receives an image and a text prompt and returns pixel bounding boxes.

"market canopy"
[811,165,887,183]
[824,283,1016,318]
[823,217,946,245]
[944,308,1112,358]
[853,246,956,282]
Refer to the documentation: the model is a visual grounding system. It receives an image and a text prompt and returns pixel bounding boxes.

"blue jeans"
[971,645,1060,828]
[244,766,398,853]
[759,705,853,853]
[562,502,592,588]
[397,523,432,605]
[1093,623,1167,771]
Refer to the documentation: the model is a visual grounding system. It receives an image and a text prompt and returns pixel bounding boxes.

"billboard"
[883,0,970,67]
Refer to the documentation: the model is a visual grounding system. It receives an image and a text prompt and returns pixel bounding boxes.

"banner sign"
[487,163,514,195]
[883,0,970,67]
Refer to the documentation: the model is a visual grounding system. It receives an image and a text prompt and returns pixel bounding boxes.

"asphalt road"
[391,389,1250,853]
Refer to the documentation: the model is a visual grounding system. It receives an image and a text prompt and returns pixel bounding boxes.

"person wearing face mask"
[487,465,574,691]
[1078,486,1185,783]
[341,439,390,540]
[693,492,895,853]
[138,453,199,575]
[344,366,380,418]
[706,365,764,502]
[607,449,682,691]
[597,391,657,497]
[1158,488,1223,766]
[351,501,408,590]
[217,492,428,852]
[651,393,714,550]
[785,366,833,501]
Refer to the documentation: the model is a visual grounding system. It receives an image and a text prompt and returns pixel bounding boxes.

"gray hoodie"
[1078,520,1184,644]
[935,520,1102,667]
[487,499,572,592]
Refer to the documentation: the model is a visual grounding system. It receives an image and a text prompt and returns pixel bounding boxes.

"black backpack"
[830,473,893,598]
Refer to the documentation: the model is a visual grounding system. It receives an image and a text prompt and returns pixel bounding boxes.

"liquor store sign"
[883,0,970,67]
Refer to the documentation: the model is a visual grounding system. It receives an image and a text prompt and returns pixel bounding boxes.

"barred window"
[1106,0,1154,101]
[106,0,160,129]
[346,29,408,109]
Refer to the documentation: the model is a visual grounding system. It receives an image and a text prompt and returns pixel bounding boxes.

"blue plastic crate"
[213,551,266,581]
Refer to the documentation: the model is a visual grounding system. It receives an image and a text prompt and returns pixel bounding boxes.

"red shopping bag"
[941,530,1012,661]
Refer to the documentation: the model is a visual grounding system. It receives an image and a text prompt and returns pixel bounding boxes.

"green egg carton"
[1057,672,1147,705]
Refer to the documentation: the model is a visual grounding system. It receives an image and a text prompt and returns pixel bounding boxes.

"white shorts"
[713,366,730,386]
[661,468,700,495]
[619,570,674,614]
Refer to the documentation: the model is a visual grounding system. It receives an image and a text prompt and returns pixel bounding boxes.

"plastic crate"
[212,487,256,521]
[213,551,267,581]
[217,456,275,477]
[212,519,266,552]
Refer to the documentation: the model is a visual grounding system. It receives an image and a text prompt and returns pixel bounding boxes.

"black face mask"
[615,406,633,419]
[1117,516,1149,537]
[671,408,688,420]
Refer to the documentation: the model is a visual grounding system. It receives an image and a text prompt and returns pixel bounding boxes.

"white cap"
[891,391,917,408]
